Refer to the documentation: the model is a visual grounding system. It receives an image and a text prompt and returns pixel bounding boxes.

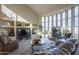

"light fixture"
[7,22,10,26]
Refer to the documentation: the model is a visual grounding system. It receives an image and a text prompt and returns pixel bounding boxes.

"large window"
[41,5,79,39]
[75,6,78,16]
[62,12,66,34]
[41,17,45,37]
[68,18,71,27]
[68,9,71,18]
[75,16,78,27]
[74,6,78,39]
[49,16,52,33]
[49,16,52,37]
[62,12,66,28]
[68,9,71,32]
[41,16,49,38]
[57,13,61,27]
[45,16,49,37]
[53,15,56,27]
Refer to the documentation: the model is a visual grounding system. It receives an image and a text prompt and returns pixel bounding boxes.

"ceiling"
[27,4,73,16]
[0,4,74,24]
[0,4,74,17]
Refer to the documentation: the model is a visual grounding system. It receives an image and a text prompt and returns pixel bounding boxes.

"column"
[30,24,32,39]
[65,10,68,29]
[14,15,17,40]
[71,7,75,38]
[56,14,58,28]
[78,5,79,43]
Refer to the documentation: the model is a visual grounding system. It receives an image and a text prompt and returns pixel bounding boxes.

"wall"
[0,5,1,18]
[0,19,14,26]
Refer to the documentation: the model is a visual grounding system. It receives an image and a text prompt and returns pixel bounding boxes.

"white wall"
[3,4,38,24]
[0,5,1,18]
[0,19,12,26]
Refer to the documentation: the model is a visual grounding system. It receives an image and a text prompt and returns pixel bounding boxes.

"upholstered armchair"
[0,36,19,55]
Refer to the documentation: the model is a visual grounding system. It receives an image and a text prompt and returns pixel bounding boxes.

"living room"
[0,4,79,55]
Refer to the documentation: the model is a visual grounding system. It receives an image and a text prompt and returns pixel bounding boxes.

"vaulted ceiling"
[27,4,73,16]
[0,4,74,24]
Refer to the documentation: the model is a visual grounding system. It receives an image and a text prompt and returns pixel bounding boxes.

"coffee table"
[31,38,55,53]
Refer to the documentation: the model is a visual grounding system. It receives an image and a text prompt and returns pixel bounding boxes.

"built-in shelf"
[0,25,37,28]
[16,26,31,28]
[0,26,14,28]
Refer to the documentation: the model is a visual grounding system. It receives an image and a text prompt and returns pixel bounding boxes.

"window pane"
[53,15,56,27]
[41,34,44,37]
[49,16,52,33]
[42,28,44,32]
[75,16,78,26]
[53,15,56,22]
[58,13,61,20]
[62,12,65,19]
[49,16,52,27]
[45,27,48,30]
[58,20,60,27]
[41,17,45,27]
[75,6,78,16]
[68,18,71,27]
[74,27,78,34]
[44,16,49,38]
[62,12,65,28]
[62,19,65,28]
[41,17,45,37]
[45,34,48,37]
[42,22,44,27]
[57,13,61,27]
[1,5,16,21]
[42,17,44,22]
[53,22,56,27]
[46,23,48,27]
[45,16,48,27]
[74,27,78,39]
[45,16,48,23]
[45,16,48,28]
[68,9,71,18]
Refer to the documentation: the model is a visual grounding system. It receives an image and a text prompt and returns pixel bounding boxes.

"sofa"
[33,39,78,55]
[48,40,76,55]
[0,35,19,55]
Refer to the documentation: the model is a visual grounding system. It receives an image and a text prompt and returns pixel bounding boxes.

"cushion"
[68,39,77,44]
[55,40,64,46]
[58,42,74,52]
[0,42,3,48]
[0,36,8,46]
